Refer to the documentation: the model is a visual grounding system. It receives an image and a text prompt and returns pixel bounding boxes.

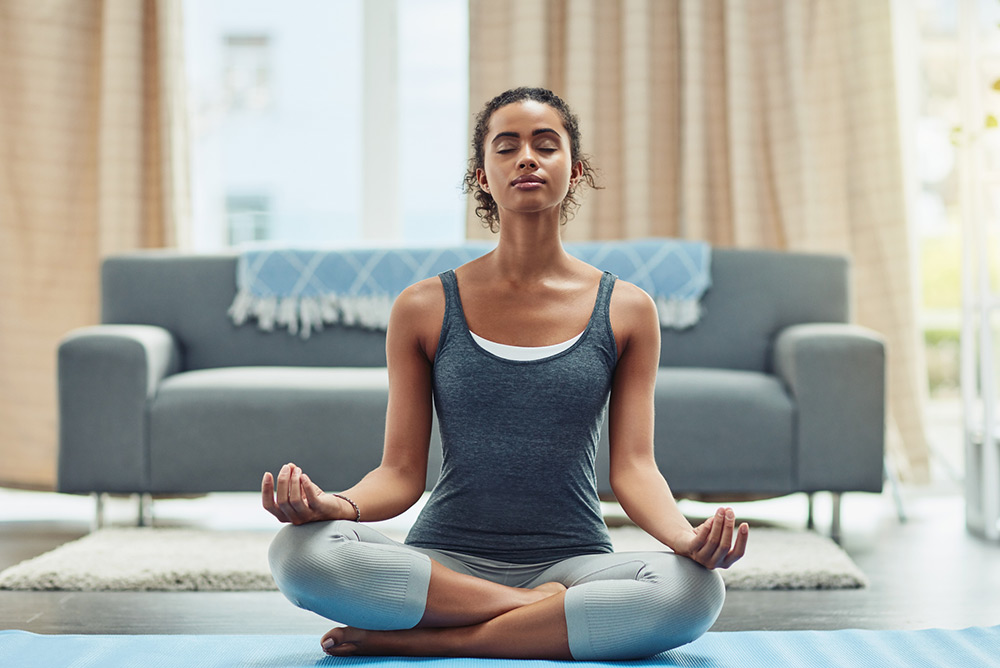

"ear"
[476,168,491,194]
[569,161,584,188]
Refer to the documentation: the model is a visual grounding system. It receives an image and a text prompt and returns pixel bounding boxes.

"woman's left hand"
[676,507,749,570]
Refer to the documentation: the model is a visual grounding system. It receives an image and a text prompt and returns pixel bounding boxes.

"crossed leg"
[268,521,574,658]
[269,521,724,660]
[321,567,572,659]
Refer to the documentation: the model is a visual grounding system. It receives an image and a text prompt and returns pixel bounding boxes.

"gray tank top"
[405,269,618,563]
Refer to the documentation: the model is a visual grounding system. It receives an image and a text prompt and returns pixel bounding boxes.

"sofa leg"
[884,457,908,524]
[136,493,153,527]
[806,493,815,530]
[91,492,106,532]
[831,492,842,544]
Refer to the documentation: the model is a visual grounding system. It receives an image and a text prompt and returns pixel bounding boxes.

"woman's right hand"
[261,463,353,524]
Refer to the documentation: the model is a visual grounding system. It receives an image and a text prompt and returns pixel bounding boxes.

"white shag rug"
[0,525,867,592]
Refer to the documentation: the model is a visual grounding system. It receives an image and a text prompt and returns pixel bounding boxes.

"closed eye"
[497,148,557,155]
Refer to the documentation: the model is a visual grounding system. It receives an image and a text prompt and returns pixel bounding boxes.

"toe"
[321,626,364,656]
[321,628,343,652]
[328,642,359,656]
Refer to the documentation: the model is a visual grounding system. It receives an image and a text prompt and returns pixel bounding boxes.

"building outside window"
[226,193,272,245]
[223,34,272,112]
[183,0,468,251]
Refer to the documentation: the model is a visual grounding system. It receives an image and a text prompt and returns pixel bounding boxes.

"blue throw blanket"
[228,239,712,338]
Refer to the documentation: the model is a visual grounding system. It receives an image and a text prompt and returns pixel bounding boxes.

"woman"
[262,87,749,660]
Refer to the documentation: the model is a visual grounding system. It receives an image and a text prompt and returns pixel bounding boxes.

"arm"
[607,283,748,569]
[263,279,444,524]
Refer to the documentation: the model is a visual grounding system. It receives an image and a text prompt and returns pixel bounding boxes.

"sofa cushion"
[102,255,390,370]
[659,249,848,372]
[102,249,848,374]
[652,368,795,495]
[148,367,393,493]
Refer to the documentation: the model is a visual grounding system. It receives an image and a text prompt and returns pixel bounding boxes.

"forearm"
[611,462,694,552]
[337,463,426,523]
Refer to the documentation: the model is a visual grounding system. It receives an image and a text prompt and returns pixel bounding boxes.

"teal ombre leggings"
[268,520,725,660]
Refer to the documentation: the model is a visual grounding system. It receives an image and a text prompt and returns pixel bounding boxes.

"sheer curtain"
[0,0,189,489]
[468,0,929,481]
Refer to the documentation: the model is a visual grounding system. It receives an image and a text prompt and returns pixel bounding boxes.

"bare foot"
[319,585,569,657]
[321,626,455,657]
[321,626,369,656]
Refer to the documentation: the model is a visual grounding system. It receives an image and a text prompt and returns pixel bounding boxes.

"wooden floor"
[1,484,998,636]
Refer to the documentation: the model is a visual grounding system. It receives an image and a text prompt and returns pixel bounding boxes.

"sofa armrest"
[773,323,885,492]
[57,325,182,494]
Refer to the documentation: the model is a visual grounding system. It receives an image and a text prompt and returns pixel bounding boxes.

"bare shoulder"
[388,276,446,358]
[393,276,445,314]
[610,279,658,325]
[608,279,660,355]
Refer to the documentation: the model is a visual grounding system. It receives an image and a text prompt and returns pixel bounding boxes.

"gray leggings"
[268,520,725,660]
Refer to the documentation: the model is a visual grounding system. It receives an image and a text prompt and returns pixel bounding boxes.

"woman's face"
[476,100,582,222]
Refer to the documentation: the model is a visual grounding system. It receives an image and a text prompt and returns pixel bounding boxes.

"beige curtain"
[469,0,930,481]
[0,0,189,490]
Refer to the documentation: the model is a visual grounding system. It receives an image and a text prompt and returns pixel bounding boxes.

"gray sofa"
[57,246,885,535]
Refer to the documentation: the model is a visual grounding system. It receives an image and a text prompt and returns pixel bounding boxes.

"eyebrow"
[490,128,561,144]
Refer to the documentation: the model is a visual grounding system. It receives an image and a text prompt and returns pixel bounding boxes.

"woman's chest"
[460,286,597,346]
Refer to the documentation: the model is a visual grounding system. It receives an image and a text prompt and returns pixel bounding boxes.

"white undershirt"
[469,331,584,361]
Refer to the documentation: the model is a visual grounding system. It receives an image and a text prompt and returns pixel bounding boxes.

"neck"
[491,211,573,282]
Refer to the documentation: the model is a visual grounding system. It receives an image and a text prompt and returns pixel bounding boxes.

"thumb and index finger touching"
[691,507,750,570]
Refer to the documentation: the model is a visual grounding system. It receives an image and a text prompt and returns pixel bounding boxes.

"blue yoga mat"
[1,626,998,668]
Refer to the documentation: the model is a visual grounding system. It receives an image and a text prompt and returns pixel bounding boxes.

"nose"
[517,146,537,170]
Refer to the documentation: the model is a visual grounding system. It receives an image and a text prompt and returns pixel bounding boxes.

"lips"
[511,174,545,186]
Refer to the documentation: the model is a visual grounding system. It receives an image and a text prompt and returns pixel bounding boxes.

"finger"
[261,472,290,522]
[276,464,299,519]
[721,523,750,569]
[697,508,726,561]
[687,516,713,554]
[711,509,736,566]
[287,465,308,513]
[274,463,291,506]
[300,473,323,508]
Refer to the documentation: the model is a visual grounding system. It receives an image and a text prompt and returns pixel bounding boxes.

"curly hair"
[462,87,600,233]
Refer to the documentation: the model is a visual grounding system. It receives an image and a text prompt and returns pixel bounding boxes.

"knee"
[267,523,305,592]
[667,561,726,638]
[628,557,726,657]
[267,521,432,630]
[642,558,725,650]
[267,520,354,601]
[565,556,725,660]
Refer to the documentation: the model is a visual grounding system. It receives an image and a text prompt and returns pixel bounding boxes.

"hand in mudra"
[678,507,749,570]
[261,463,351,524]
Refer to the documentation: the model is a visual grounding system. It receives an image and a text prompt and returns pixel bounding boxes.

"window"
[226,193,271,245]
[183,0,469,250]
[900,0,1000,479]
[223,34,272,112]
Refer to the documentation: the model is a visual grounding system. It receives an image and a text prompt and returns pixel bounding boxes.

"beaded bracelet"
[331,492,361,522]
